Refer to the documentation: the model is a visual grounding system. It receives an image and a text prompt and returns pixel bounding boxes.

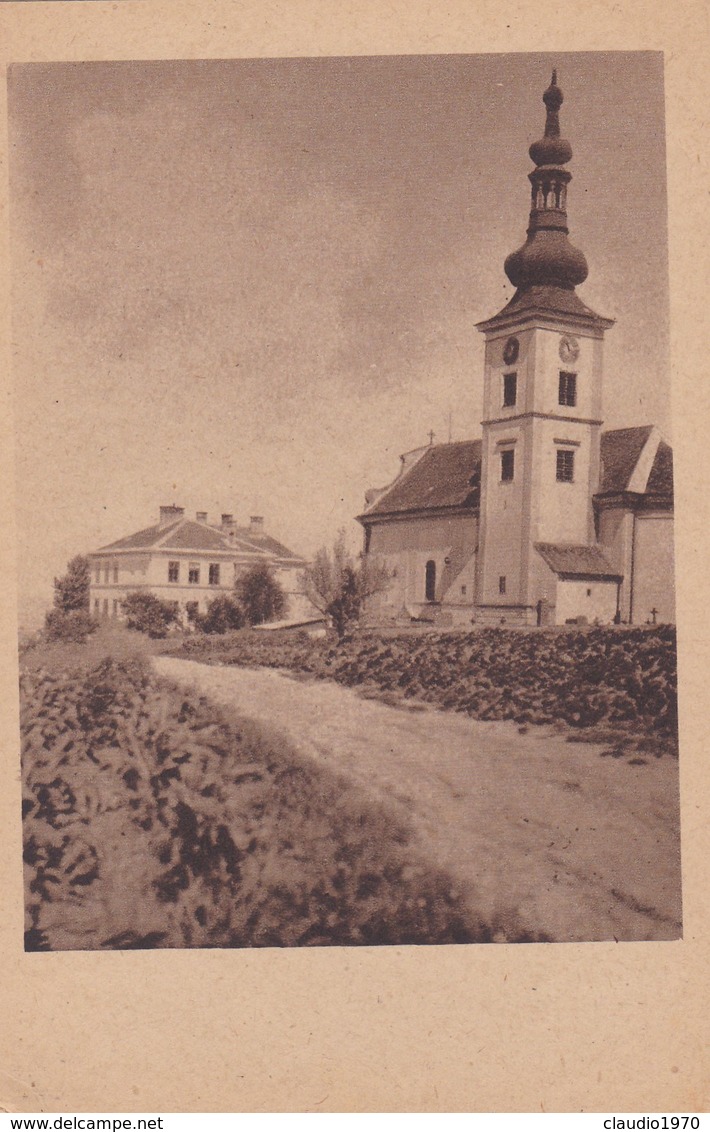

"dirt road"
[154,657,682,943]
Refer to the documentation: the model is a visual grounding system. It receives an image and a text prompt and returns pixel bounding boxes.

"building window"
[112,599,119,618]
[461,584,467,596]
[499,575,507,595]
[425,560,436,602]
[102,598,108,616]
[94,566,100,584]
[168,561,180,583]
[556,449,575,482]
[113,565,119,583]
[104,566,110,584]
[501,448,515,482]
[503,372,517,407]
[186,601,199,622]
[559,371,577,407]
[94,598,100,614]
[208,563,220,586]
[188,563,200,585]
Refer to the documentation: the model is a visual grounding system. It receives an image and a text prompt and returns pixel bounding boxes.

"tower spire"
[504,71,588,293]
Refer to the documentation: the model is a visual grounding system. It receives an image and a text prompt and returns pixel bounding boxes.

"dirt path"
[154,657,682,943]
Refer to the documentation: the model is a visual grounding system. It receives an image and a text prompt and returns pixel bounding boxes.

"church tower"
[475,72,614,624]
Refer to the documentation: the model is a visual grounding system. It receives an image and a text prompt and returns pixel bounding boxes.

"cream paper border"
[0,0,708,1114]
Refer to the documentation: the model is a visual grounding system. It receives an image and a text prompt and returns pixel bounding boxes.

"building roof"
[241,530,306,562]
[159,521,242,552]
[99,520,183,551]
[360,439,482,520]
[95,516,306,564]
[646,440,674,496]
[360,425,672,523]
[477,284,612,331]
[535,542,622,579]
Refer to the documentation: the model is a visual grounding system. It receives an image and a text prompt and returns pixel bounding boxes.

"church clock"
[503,336,519,365]
[559,335,580,364]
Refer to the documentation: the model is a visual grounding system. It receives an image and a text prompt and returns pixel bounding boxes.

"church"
[358,72,674,628]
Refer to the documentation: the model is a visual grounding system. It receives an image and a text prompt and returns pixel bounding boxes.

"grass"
[20,620,171,674]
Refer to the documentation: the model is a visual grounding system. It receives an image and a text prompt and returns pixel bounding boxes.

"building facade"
[89,505,313,623]
[358,73,674,628]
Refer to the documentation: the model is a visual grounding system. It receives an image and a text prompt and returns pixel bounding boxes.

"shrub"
[122,592,179,638]
[44,608,98,644]
[196,595,245,635]
[236,564,286,625]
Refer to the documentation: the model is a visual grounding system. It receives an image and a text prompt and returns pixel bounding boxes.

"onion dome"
[504,71,589,293]
[528,70,573,166]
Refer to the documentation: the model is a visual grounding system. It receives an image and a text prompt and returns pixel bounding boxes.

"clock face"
[559,335,580,364]
[503,336,519,366]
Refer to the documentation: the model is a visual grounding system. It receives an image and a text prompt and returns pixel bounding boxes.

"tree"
[43,555,95,642]
[122,591,179,638]
[299,530,391,639]
[196,595,245,634]
[53,555,91,614]
[235,564,287,626]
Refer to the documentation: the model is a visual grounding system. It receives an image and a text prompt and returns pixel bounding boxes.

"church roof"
[598,426,654,493]
[535,542,622,579]
[598,426,673,500]
[359,439,482,520]
[646,440,674,496]
[96,517,305,563]
[360,426,672,524]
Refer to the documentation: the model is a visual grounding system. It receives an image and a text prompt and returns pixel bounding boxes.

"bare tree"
[299,530,391,638]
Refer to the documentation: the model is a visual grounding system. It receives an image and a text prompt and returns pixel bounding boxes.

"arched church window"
[425,560,436,602]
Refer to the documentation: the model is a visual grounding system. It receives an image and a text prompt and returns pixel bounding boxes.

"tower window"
[501,449,515,482]
[188,563,200,584]
[499,575,507,595]
[208,563,221,586]
[168,561,179,583]
[503,372,517,407]
[425,560,436,602]
[556,449,575,482]
[559,371,577,407]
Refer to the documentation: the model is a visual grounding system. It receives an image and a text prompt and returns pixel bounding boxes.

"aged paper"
[1,0,708,1114]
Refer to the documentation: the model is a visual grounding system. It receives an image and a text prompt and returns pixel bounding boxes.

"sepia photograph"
[10,52,680,954]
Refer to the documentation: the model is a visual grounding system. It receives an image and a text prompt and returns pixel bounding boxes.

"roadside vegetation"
[165,624,678,750]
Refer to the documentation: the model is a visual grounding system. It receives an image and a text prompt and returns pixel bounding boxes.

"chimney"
[249,515,265,532]
[159,504,185,527]
[221,513,235,530]
[196,511,208,523]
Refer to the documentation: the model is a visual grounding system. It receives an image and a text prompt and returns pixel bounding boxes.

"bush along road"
[165,625,678,746]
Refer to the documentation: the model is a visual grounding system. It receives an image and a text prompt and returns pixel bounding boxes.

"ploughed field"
[20,625,681,948]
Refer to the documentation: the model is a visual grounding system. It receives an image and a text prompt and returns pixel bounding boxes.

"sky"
[8,52,670,628]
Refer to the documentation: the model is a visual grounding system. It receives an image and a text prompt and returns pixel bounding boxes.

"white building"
[88,506,312,623]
